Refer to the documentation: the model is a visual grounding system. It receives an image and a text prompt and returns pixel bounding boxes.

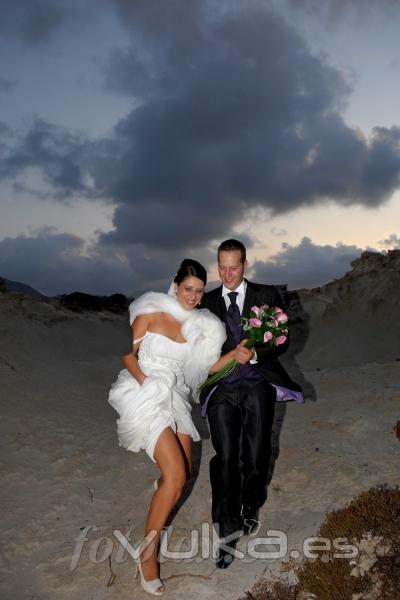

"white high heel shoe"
[136,561,165,596]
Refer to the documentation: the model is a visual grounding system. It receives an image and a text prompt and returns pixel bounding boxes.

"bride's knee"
[163,468,186,501]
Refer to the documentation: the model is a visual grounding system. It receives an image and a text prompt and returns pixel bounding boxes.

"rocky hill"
[291,249,400,369]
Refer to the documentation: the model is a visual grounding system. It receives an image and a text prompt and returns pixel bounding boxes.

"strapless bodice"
[138,331,190,371]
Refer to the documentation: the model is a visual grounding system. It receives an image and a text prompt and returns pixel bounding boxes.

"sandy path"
[1,295,399,599]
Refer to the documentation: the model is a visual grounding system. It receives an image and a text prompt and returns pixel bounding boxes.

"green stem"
[199,358,238,390]
[199,337,258,391]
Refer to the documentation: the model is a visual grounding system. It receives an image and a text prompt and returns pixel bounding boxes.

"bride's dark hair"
[174,259,207,286]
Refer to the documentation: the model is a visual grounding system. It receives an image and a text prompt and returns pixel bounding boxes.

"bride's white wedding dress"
[108,292,226,461]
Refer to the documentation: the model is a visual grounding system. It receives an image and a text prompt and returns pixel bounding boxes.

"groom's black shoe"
[216,546,235,569]
[216,535,241,569]
[241,506,261,536]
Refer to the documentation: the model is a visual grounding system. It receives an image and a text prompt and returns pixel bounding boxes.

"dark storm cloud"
[250,236,363,289]
[0,0,66,44]
[95,0,400,248]
[4,1,400,248]
[0,230,366,295]
[0,119,89,199]
[0,230,134,296]
[0,230,216,297]
[99,199,233,249]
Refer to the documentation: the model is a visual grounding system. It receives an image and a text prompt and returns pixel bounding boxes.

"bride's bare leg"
[176,432,192,478]
[140,427,189,582]
[153,432,191,496]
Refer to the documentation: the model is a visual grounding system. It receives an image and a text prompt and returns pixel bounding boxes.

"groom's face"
[218,250,246,291]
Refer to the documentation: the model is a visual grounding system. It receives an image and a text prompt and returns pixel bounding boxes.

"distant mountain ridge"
[0,276,44,298]
[0,278,131,315]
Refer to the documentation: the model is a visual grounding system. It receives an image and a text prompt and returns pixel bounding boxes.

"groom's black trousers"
[207,378,276,539]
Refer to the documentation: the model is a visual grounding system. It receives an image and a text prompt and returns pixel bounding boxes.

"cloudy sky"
[1,0,399,296]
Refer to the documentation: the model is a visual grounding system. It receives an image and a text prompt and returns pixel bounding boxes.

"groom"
[201,239,302,569]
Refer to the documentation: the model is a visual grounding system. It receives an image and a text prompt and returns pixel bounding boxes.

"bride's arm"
[121,314,151,385]
[208,340,253,374]
[208,348,236,374]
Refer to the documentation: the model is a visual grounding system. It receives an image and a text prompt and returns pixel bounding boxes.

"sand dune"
[1,250,399,599]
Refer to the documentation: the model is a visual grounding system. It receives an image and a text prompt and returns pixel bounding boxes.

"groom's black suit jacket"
[201,279,302,396]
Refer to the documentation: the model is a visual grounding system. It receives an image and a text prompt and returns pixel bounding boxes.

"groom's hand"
[234,340,255,364]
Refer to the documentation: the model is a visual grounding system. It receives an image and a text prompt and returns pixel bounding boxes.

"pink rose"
[276,312,288,323]
[249,317,262,328]
[251,305,260,317]
[263,331,273,343]
[274,306,283,314]
[275,335,287,345]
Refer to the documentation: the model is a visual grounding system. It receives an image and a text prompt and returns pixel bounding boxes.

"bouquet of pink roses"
[199,304,289,390]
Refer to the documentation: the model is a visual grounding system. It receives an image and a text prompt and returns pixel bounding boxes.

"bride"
[108,259,237,595]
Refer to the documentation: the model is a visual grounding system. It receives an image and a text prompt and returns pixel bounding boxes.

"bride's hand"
[138,373,147,386]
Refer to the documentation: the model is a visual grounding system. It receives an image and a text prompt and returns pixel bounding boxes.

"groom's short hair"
[218,239,246,263]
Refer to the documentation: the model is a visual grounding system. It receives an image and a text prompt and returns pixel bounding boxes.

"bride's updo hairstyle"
[174,259,207,286]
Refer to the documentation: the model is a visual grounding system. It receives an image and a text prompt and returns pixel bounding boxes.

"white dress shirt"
[222,279,246,313]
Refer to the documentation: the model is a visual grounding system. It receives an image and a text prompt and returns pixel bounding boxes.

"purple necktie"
[227,291,241,330]
[228,291,241,323]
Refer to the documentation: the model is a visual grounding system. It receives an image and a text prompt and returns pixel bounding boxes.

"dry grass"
[240,486,400,600]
